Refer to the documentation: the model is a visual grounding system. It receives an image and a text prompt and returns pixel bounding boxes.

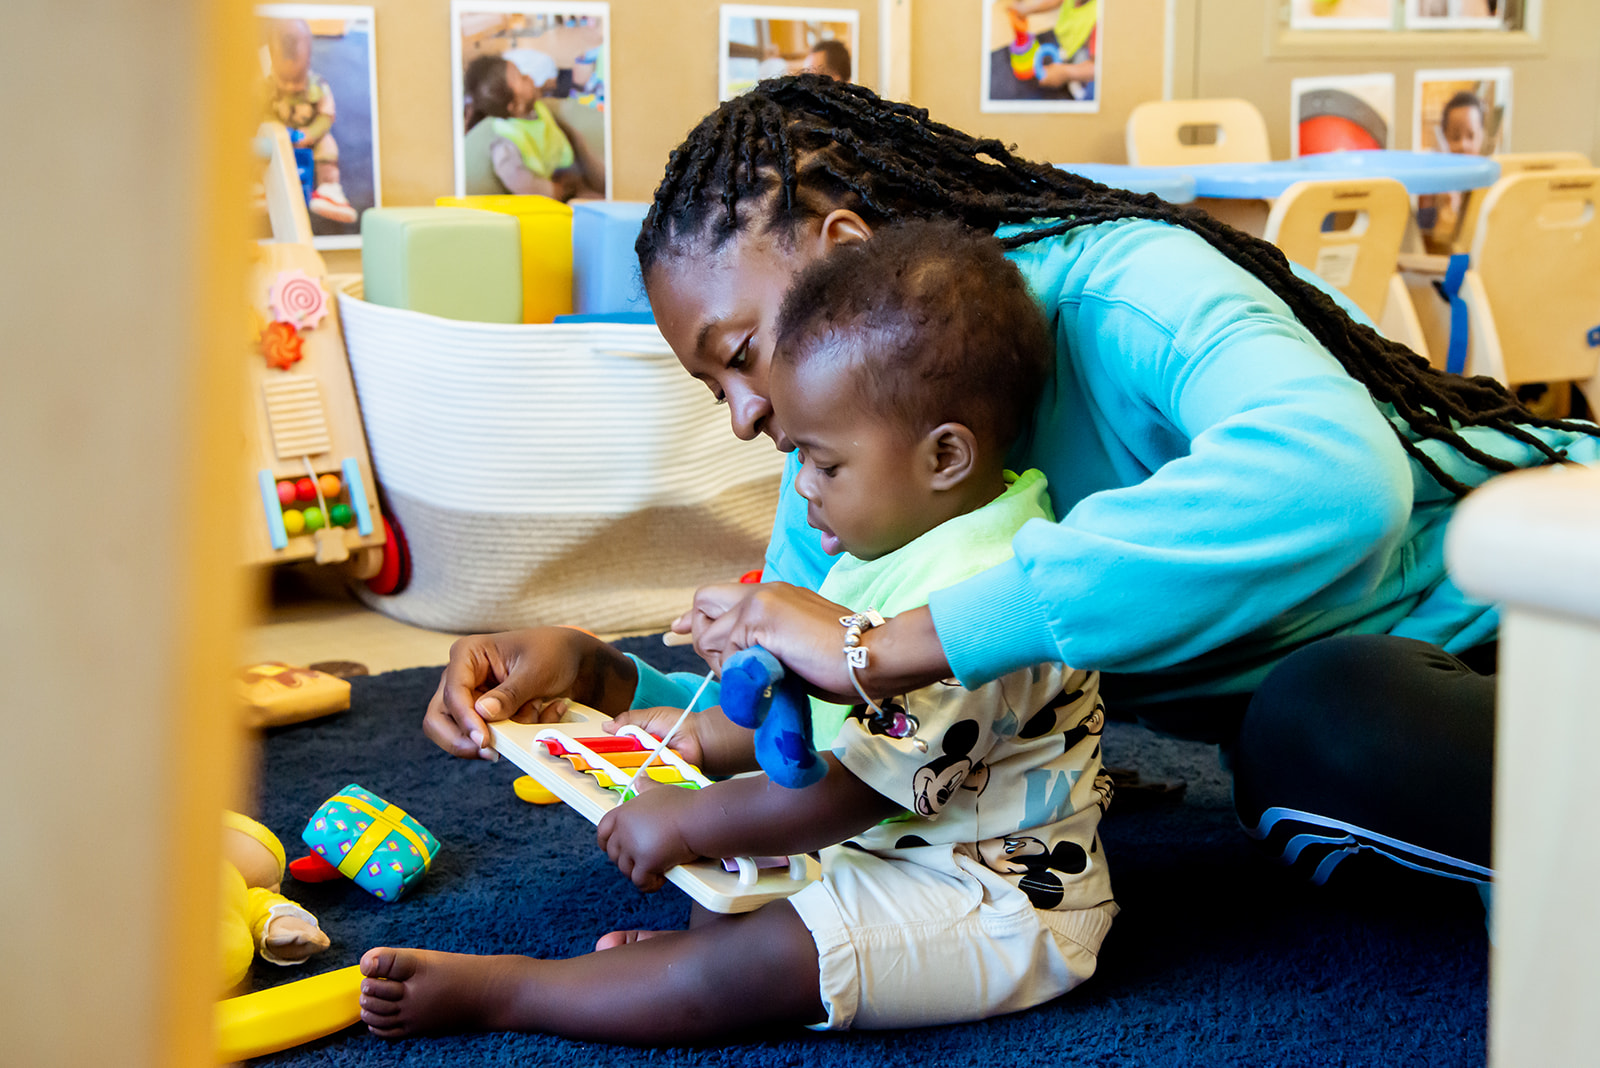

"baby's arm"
[596,757,900,892]
[488,137,564,199]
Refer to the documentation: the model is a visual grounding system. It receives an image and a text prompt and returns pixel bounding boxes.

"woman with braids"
[405,75,1600,1022]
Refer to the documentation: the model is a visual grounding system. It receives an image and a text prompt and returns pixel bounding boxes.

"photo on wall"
[981,0,1100,113]
[1413,68,1510,155]
[1290,73,1395,157]
[1412,68,1509,252]
[451,1,611,200]
[719,5,859,101]
[256,5,381,249]
[1288,0,1395,30]
[1404,0,1503,31]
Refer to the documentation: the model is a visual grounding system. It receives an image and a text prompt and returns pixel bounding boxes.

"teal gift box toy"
[301,784,439,901]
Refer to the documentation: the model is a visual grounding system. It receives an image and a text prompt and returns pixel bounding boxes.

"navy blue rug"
[247,635,1487,1066]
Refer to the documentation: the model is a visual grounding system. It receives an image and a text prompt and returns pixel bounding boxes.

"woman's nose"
[727,389,772,442]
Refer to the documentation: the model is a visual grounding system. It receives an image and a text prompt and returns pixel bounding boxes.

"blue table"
[1167,150,1501,239]
[1054,162,1197,203]
[1183,150,1500,199]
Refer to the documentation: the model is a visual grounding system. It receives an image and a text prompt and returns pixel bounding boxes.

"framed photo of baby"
[451,1,612,201]
[1414,69,1510,156]
[718,6,860,101]
[256,5,381,249]
[981,0,1102,114]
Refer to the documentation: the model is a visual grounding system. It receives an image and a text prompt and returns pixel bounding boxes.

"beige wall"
[321,0,1160,271]
[1,1,253,1065]
[1175,0,1600,165]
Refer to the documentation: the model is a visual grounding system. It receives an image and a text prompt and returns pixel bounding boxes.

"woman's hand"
[673,582,954,703]
[421,627,638,761]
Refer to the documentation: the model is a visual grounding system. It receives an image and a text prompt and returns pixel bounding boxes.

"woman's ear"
[924,422,978,491]
[816,209,873,251]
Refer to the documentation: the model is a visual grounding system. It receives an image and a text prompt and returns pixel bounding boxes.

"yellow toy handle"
[216,964,363,1062]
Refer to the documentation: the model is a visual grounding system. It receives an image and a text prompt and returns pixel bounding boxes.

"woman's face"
[646,213,871,450]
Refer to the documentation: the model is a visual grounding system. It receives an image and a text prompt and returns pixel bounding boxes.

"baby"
[358,218,1116,1041]
[263,18,357,224]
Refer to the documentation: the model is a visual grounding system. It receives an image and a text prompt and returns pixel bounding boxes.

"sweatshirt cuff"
[926,556,1062,688]
[624,654,721,711]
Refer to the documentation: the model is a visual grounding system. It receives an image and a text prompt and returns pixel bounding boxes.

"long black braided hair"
[637,75,1598,496]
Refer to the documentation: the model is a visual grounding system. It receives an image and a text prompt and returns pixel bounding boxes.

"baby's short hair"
[773,218,1051,452]
[1442,90,1484,123]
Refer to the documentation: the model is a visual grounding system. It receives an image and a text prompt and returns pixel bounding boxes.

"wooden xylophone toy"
[490,703,820,913]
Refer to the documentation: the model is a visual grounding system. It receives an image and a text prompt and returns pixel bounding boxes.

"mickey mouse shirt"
[814,469,1115,913]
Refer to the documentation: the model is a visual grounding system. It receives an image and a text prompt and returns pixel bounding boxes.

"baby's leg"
[359,900,823,1043]
[594,900,716,950]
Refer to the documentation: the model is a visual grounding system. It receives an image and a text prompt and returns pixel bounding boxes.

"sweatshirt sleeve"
[931,222,1413,687]
[625,653,721,712]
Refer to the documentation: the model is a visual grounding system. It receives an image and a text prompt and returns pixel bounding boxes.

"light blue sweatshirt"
[754,218,1600,705]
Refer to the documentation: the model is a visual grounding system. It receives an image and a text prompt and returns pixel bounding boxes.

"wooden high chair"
[1263,176,1430,362]
[1452,168,1600,415]
[1451,168,1600,413]
[1451,151,1593,255]
[1125,98,1271,167]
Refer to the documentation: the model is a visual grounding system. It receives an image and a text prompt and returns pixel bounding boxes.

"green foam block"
[359,206,522,323]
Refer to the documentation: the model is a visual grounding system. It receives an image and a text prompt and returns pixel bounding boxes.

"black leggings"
[1116,634,1496,885]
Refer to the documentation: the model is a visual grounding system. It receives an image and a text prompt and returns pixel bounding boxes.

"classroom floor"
[246,565,459,674]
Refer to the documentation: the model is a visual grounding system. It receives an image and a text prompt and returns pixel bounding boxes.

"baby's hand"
[595,782,701,891]
[604,706,705,769]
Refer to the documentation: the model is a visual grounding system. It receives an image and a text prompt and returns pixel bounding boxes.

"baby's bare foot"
[593,928,671,952]
[359,946,542,1038]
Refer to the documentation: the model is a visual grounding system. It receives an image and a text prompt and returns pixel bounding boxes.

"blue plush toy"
[719,646,825,789]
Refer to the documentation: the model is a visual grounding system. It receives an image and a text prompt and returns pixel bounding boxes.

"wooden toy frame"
[489,704,820,914]
[245,122,388,576]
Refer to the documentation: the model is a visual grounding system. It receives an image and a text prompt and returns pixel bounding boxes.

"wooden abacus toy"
[489,703,820,914]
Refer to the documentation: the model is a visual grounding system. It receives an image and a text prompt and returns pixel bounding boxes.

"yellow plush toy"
[220,811,330,993]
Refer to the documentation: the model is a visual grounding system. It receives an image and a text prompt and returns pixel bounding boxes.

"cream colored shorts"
[785,843,1117,1030]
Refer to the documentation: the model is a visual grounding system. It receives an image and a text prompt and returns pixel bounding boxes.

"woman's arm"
[488,136,564,199]
[931,222,1415,686]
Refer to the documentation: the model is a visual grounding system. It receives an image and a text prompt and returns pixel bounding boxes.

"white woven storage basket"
[337,290,785,634]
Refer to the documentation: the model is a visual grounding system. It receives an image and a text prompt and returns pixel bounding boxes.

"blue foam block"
[572,201,651,316]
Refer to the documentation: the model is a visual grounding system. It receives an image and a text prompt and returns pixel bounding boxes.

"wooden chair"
[1125,98,1271,166]
[1450,151,1592,255]
[1262,177,1430,362]
[1454,167,1600,413]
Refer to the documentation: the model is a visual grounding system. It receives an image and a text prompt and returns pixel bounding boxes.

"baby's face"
[506,61,539,115]
[1443,106,1485,155]
[773,355,937,561]
[269,22,312,89]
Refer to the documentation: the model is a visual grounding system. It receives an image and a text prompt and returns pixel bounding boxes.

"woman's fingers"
[694,582,857,697]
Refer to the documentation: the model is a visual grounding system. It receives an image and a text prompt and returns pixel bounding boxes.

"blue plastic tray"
[1184,150,1500,198]
[1055,162,1197,203]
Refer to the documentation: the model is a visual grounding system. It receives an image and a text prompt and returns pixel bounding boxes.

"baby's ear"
[925,422,978,490]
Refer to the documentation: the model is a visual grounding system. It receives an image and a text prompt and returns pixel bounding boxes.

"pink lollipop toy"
[268,269,329,331]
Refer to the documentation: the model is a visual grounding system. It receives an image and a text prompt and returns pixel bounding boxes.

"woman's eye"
[728,338,752,370]
[818,464,837,478]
